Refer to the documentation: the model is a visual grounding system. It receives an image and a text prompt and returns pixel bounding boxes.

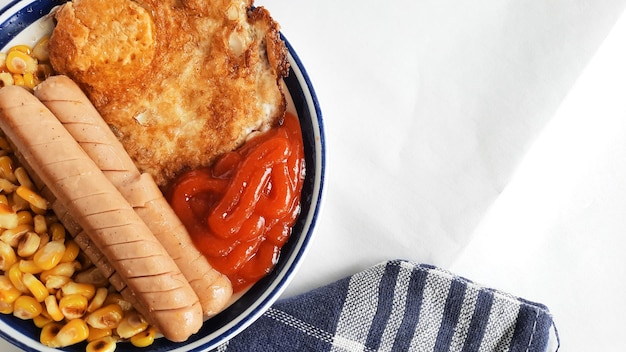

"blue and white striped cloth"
[215,260,558,351]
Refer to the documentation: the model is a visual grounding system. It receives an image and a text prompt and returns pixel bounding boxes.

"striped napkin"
[214,260,558,352]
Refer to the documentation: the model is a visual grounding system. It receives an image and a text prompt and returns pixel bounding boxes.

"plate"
[0,1,325,351]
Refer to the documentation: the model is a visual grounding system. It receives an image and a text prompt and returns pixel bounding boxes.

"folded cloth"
[213,260,558,352]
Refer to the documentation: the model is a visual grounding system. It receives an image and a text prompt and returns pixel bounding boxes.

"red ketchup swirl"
[167,112,305,292]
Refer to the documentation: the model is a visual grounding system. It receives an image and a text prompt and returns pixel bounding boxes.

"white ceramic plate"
[0,1,325,351]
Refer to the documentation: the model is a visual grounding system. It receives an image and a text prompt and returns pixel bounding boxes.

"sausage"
[34,75,233,316]
[0,85,202,342]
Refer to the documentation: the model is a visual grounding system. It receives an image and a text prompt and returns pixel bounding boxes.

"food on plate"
[0,39,53,90]
[49,0,290,186]
[0,86,203,342]
[168,111,305,292]
[34,75,233,317]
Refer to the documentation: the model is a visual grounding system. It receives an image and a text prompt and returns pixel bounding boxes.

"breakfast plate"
[0,0,325,351]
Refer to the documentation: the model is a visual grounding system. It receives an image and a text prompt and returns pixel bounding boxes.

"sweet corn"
[33,214,47,235]
[8,262,28,293]
[13,295,42,319]
[22,72,36,89]
[0,241,17,271]
[60,240,79,263]
[0,300,12,314]
[102,293,132,311]
[14,167,34,190]
[62,281,96,300]
[50,318,90,348]
[40,322,63,346]
[0,203,18,230]
[5,50,37,74]
[0,72,13,87]
[32,37,49,62]
[50,222,65,242]
[0,136,11,152]
[0,156,16,183]
[0,178,17,194]
[16,185,47,211]
[40,261,78,282]
[0,275,21,304]
[44,295,65,321]
[33,240,65,270]
[85,304,124,329]
[59,294,88,320]
[0,194,8,206]
[8,45,32,55]
[17,231,40,257]
[86,336,117,352]
[16,210,33,225]
[115,310,148,339]
[87,327,113,343]
[10,191,29,212]
[11,74,24,86]
[1,224,32,247]
[130,325,157,348]
[44,275,71,291]
[18,260,42,274]
[87,287,108,313]
[33,313,52,328]
[75,267,109,288]
[22,272,48,302]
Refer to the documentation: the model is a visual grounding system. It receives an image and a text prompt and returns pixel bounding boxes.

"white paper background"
[2,0,626,351]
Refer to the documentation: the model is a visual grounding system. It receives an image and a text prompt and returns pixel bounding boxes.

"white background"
[3,0,626,350]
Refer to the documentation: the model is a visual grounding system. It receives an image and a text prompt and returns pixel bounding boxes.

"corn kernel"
[17,231,40,257]
[40,322,62,346]
[0,155,16,182]
[49,223,65,242]
[33,240,65,270]
[0,241,17,271]
[44,294,65,321]
[1,224,32,247]
[0,194,8,206]
[0,275,22,304]
[32,37,49,62]
[62,281,96,300]
[16,210,33,226]
[130,325,157,348]
[18,260,42,274]
[59,293,88,320]
[12,74,24,87]
[86,336,117,352]
[8,45,32,55]
[85,304,124,329]
[8,263,28,293]
[33,313,52,328]
[9,191,29,212]
[0,136,11,152]
[0,300,13,314]
[33,214,47,235]
[116,310,148,339]
[22,72,36,89]
[5,50,37,74]
[102,293,132,311]
[40,261,78,281]
[14,167,34,190]
[60,240,79,263]
[44,274,71,291]
[75,267,109,288]
[22,272,48,302]
[87,287,108,313]
[0,178,17,194]
[13,295,42,319]
[61,240,80,263]
[49,319,89,348]
[16,185,47,210]
[87,327,112,343]
[0,203,18,230]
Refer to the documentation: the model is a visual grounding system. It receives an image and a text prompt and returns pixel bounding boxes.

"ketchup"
[167,112,305,292]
